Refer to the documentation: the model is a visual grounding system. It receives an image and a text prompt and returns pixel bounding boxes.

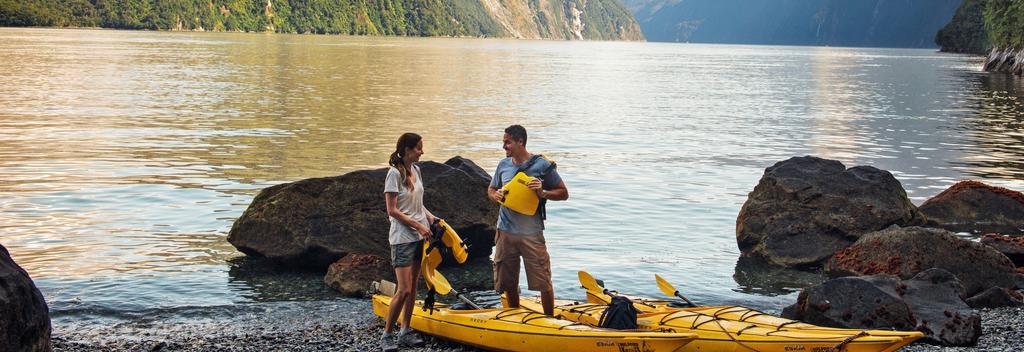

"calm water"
[2,28,1024,321]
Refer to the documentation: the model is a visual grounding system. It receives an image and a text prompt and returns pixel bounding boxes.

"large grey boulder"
[736,156,924,268]
[1,244,52,352]
[782,269,982,346]
[826,226,1017,297]
[228,157,498,270]
[919,180,1024,235]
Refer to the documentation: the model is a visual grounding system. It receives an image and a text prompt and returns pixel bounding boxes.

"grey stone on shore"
[780,275,916,331]
[324,254,394,297]
[902,269,981,346]
[1,243,52,352]
[918,180,1024,235]
[980,234,1024,267]
[965,287,1023,309]
[782,269,984,346]
[901,307,1024,352]
[826,226,1017,297]
[736,156,924,268]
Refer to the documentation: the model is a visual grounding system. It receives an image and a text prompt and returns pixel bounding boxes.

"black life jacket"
[598,295,639,330]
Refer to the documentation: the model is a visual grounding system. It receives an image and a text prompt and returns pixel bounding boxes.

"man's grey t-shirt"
[384,165,427,245]
[490,155,561,236]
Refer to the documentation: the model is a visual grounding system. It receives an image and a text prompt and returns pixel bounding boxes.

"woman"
[381,132,436,352]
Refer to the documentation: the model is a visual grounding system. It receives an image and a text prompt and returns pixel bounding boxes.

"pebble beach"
[51,298,1021,352]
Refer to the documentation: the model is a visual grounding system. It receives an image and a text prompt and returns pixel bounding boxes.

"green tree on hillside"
[985,0,1024,48]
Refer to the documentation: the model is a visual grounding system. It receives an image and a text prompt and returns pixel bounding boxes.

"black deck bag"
[598,295,639,329]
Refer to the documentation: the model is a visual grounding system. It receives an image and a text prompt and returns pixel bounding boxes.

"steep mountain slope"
[622,0,960,48]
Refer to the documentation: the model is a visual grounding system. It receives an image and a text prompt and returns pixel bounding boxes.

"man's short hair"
[505,125,527,145]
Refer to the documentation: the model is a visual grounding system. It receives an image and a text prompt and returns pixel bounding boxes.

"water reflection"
[732,256,828,297]
[952,73,1024,180]
[226,256,341,302]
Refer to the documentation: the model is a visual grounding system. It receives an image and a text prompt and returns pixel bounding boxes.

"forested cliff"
[934,0,1024,74]
[0,0,643,40]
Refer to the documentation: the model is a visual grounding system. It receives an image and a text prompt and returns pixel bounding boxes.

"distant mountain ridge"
[622,0,961,48]
[0,0,643,41]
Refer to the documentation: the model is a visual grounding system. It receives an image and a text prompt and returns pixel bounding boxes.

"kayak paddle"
[422,264,482,309]
[578,271,614,303]
[654,274,697,307]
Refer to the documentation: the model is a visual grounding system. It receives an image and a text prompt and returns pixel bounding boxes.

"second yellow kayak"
[583,289,923,345]
[517,296,913,352]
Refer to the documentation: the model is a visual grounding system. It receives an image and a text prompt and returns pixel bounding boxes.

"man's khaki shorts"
[493,231,552,293]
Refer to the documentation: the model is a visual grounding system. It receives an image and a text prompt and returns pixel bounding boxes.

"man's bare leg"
[540,289,554,316]
[505,289,520,308]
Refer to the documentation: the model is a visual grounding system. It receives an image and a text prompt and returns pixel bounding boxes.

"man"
[487,124,568,316]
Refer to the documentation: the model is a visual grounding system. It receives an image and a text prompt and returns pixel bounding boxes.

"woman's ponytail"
[388,133,421,190]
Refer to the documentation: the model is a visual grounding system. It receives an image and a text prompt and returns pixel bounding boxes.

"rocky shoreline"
[48,298,484,352]
[984,47,1024,76]
[48,298,1021,352]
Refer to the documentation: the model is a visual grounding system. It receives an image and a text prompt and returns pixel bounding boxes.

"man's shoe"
[380,333,398,352]
[397,331,425,347]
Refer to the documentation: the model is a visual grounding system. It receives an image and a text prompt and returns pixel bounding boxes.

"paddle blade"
[655,274,678,298]
[421,243,452,295]
[655,274,698,307]
[578,271,602,292]
[423,265,453,295]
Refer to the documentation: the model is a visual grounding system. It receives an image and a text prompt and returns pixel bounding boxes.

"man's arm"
[529,179,568,201]
[488,185,505,203]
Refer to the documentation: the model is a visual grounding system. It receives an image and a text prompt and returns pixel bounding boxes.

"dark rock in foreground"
[324,254,394,297]
[323,254,493,297]
[780,275,916,331]
[826,226,1017,297]
[736,156,924,268]
[919,180,1024,235]
[1,243,52,352]
[783,269,981,346]
[965,287,1023,309]
[980,234,1024,267]
[228,157,498,270]
[901,269,981,346]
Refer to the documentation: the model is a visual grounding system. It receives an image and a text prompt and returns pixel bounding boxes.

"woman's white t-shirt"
[383,165,427,245]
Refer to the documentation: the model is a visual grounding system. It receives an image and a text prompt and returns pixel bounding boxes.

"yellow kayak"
[371,294,696,352]
[517,296,912,352]
[584,289,923,344]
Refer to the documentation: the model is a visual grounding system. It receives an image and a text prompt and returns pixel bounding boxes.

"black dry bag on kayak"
[598,295,639,330]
